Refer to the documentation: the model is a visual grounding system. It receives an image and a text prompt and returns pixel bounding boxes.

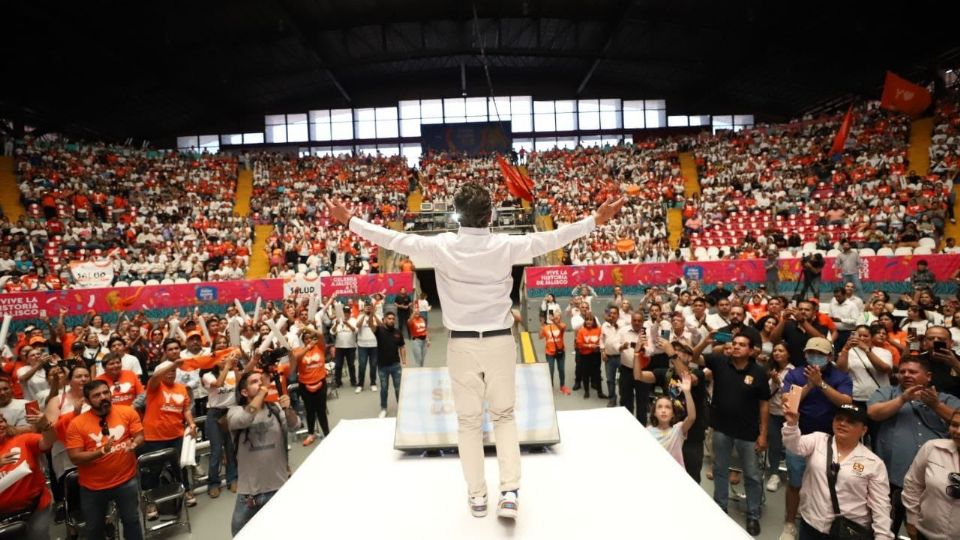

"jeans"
[231,490,277,537]
[206,408,238,489]
[409,338,427,367]
[334,347,357,386]
[397,311,410,338]
[357,346,378,386]
[683,437,705,483]
[618,365,645,418]
[712,430,763,520]
[20,504,52,540]
[767,413,785,477]
[378,362,402,409]
[80,478,143,540]
[604,354,620,401]
[545,352,565,387]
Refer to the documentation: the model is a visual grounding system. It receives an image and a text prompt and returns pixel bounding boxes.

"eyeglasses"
[947,472,960,499]
[99,417,110,437]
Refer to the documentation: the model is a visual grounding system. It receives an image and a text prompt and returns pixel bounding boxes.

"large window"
[399,100,421,137]
[420,99,444,124]
[330,109,353,140]
[578,99,601,130]
[221,133,243,145]
[644,100,666,129]
[198,135,219,153]
[599,99,622,129]
[401,143,422,167]
[533,101,556,132]
[243,132,264,144]
[265,114,287,143]
[554,100,577,131]
[287,113,308,142]
[443,98,467,123]
[310,110,332,141]
[487,96,511,121]
[375,107,398,139]
[354,108,377,139]
[465,97,488,123]
[510,96,532,132]
[177,136,198,151]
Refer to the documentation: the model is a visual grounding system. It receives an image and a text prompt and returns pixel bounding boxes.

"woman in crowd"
[43,363,90,530]
[765,343,794,493]
[574,314,601,399]
[201,344,241,498]
[289,327,330,446]
[539,293,561,324]
[539,311,568,392]
[647,372,696,467]
[901,410,960,540]
[838,325,893,413]
[782,401,893,539]
[0,410,57,540]
[755,315,778,356]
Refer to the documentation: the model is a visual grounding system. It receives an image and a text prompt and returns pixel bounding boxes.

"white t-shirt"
[15,366,49,403]
[0,399,27,427]
[202,370,238,409]
[846,347,893,401]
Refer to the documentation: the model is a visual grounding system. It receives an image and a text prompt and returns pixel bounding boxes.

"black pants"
[298,383,330,436]
[799,519,831,539]
[397,311,410,337]
[798,275,821,300]
[334,347,357,386]
[890,485,906,538]
[683,437,705,483]
[618,365,645,416]
[575,352,601,393]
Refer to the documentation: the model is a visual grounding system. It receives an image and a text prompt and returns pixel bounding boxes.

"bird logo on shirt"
[114,382,133,394]
[162,391,185,405]
[88,424,126,446]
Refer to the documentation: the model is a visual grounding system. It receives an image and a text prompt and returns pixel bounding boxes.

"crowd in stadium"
[2,86,960,539]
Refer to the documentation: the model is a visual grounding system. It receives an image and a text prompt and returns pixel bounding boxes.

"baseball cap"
[834,403,868,424]
[186,331,203,341]
[804,337,833,355]
[28,336,47,345]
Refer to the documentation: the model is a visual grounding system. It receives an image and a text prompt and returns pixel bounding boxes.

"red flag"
[517,165,534,191]
[497,156,532,202]
[179,347,241,371]
[880,71,931,116]
[830,106,854,156]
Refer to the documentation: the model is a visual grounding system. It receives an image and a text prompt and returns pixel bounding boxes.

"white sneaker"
[766,474,781,492]
[468,494,487,517]
[371,385,378,391]
[378,409,387,418]
[497,491,518,519]
[779,522,797,540]
[355,386,362,394]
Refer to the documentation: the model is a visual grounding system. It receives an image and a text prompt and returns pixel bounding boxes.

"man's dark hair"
[236,371,257,406]
[453,181,493,228]
[162,338,182,351]
[83,379,109,400]
[900,355,932,373]
[107,336,126,349]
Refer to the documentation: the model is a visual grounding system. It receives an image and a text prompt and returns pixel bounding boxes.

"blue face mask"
[807,353,829,368]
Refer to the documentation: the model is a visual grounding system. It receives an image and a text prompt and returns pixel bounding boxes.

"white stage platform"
[236,408,750,539]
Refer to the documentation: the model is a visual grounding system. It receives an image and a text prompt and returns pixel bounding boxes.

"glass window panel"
[330,109,353,140]
[512,137,532,154]
[399,100,420,119]
[332,145,353,157]
[578,99,600,130]
[601,135,621,146]
[578,99,599,112]
[177,136,198,150]
[220,134,242,145]
[265,114,285,126]
[623,100,645,129]
[287,113,308,142]
[488,96,511,120]
[401,144,422,167]
[554,100,575,113]
[400,118,421,138]
[420,99,444,124]
[534,101,555,132]
[357,144,378,156]
[599,98,621,112]
[645,109,665,128]
[580,136,602,148]
[534,137,557,151]
[599,108,621,129]
[734,114,754,126]
[644,99,666,110]
[623,134,634,145]
[243,132,264,144]
[444,98,466,122]
[555,111,576,131]
[354,108,376,139]
[265,124,286,143]
[377,145,400,157]
[311,147,332,157]
[510,97,532,132]
[465,97,487,120]
[375,107,398,138]
[713,115,733,129]
[689,115,711,127]
[310,110,331,141]
[557,137,577,149]
[668,115,689,127]
[533,101,555,114]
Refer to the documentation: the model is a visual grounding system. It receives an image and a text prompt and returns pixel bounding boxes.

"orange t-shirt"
[143,382,190,441]
[408,317,428,339]
[540,323,566,355]
[575,326,602,355]
[97,370,145,407]
[264,364,289,403]
[64,406,143,491]
[297,346,327,389]
[0,433,52,512]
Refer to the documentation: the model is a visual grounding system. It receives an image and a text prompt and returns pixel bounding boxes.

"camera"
[259,347,289,371]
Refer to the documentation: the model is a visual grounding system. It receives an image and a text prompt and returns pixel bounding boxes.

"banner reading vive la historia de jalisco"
[0,273,415,320]
[524,254,960,294]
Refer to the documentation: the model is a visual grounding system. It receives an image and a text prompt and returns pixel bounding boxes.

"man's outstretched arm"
[326,197,436,259]
[508,196,626,260]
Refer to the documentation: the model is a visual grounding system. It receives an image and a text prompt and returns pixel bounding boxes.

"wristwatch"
[819,381,829,390]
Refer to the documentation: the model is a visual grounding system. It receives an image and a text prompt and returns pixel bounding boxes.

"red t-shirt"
[0,433,52,512]
[408,317,428,339]
[64,406,143,491]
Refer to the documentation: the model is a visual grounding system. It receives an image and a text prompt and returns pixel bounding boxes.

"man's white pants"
[447,334,520,497]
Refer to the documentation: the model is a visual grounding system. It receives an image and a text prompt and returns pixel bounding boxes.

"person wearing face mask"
[867,357,960,536]
[777,337,854,540]
[901,409,960,540]
[65,379,145,540]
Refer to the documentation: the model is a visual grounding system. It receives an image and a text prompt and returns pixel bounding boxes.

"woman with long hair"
[647,372,697,467]
[765,343,795,493]
[200,337,242,498]
[290,327,330,445]
[574,314,601,399]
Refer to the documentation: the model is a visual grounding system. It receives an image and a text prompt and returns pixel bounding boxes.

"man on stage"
[326,182,624,519]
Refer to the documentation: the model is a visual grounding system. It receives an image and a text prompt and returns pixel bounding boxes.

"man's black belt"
[449,328,512,339]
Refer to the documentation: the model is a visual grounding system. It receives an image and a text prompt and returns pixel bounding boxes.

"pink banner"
[320,272,414,298]
[524,254,960,291]
[0,279,282,321]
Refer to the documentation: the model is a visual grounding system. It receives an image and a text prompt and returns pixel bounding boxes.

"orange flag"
[880,71,931,116]
[497,155,532,202]
[180,347,241,371]
[830,105,854,156]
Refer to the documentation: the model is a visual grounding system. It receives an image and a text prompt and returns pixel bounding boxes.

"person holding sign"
[326,183,624,520]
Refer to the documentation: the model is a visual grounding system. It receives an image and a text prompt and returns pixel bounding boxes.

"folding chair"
[191,415,212,489]
[0,522,26,540]
[137,448,191,537]
[63,468,122,540]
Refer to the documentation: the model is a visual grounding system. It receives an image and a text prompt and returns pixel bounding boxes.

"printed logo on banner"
[683,265,704,281]
[196,287,218,302]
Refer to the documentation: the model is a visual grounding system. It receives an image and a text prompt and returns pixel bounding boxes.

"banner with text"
[69,260,115,289]
[319,272,414,298]
[524,254,960,293]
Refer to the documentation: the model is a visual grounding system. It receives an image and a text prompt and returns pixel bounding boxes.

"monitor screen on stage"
[393,363,560,451]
